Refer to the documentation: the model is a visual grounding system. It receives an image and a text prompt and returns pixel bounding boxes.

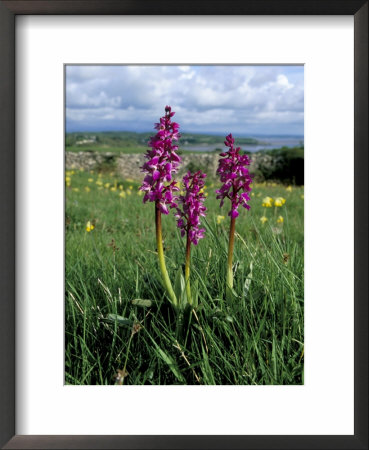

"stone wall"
[66,151,220,179]
[65,151,279,180]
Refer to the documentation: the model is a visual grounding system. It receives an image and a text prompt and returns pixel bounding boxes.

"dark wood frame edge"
[0,1,367,449]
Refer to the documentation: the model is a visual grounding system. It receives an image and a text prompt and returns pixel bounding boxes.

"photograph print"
[65,65,304,385]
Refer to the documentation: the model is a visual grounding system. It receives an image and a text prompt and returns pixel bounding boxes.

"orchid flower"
[175,171,207,305]
[140,106,181,307]
[216,134,252,294]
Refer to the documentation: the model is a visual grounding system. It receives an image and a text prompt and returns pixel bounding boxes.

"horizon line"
[65,130,304,138]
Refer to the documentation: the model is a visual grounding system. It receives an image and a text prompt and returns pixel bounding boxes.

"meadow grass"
[65,168,304,385]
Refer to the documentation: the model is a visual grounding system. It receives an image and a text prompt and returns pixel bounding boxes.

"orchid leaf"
[174,267,187,309]
[226,285,239,302]
[131,299,152,308]
[101,314,133,328]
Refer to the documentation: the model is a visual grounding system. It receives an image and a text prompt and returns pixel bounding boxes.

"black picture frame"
[0,1,367,449]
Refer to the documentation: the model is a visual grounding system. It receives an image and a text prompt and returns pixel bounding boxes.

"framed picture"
[1,1,367,449]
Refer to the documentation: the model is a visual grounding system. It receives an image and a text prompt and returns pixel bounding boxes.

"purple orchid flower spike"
[176,171,207,245]
[216,134,252,296]
[175,170,207,305]
[140,105,181,215]
[216,133,252,218]
[139,106,182,308]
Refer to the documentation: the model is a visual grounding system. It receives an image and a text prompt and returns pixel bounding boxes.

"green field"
[66,131,259,150]
[65,169,304,385]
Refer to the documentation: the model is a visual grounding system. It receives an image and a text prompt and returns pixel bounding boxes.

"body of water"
[182,136,304,153]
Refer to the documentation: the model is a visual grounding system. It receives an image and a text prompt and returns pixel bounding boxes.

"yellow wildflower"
[129,185,133,190]
[88,178,94,183]
[286,185,293,192]
[119,191,126,198]
[79,168,84,172]
[86,221,94,232]
[251,192,255,197]
[104,183,110,189]
[127,190,132,196]
[137,190,143,196]
[274,197,286,207]
[110,187,117,192]
[72,188,79,192]
[301,194,304,199]
[84,186,91,192]
[262,196,273,207]
[65,176,71,187]
[260,216,268,224]
[126,178,134,182]
[277,215,284,223]
[119,185,123,190]
[96,180,103,186]
[217,215,225,224]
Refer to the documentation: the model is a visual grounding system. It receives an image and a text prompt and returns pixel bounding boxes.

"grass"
[65,168,304,385]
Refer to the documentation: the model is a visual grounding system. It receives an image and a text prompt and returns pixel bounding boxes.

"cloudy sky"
[66,65,304,136]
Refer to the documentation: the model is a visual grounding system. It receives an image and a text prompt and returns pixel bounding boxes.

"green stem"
[185,233,192,305]
[155,203,178,307]
[227,216,236,291]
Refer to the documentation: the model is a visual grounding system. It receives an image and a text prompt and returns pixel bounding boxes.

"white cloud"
[277,74,293,89]
[66,65,304,135]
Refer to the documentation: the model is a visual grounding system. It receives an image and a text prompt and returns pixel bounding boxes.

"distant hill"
[65,130,304,184]
[65,131,259,153]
